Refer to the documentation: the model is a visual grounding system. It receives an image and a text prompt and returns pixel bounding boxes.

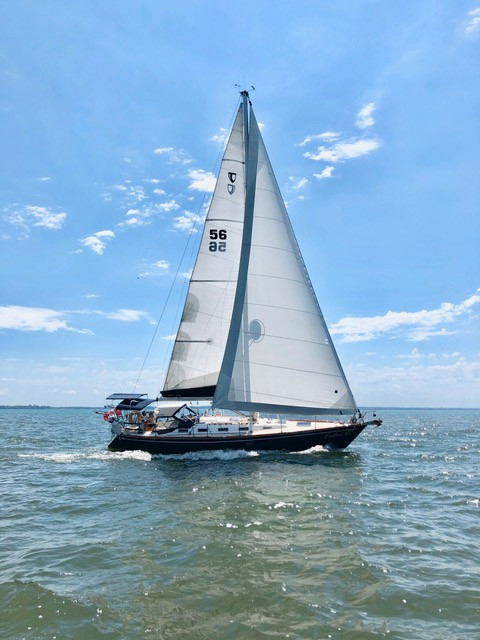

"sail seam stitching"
[232,361,346,377]
[241,333,331,346]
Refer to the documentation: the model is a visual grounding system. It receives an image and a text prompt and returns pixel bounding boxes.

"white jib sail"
[214,109,356,415]
[162,104,246,398]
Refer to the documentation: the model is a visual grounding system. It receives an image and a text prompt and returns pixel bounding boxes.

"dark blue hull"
[108,423,367,455]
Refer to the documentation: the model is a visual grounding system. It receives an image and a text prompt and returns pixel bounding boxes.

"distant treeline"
[0,405,98,409]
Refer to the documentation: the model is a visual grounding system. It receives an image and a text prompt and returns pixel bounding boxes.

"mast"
[213,93,260,408]
[240,90,249,171]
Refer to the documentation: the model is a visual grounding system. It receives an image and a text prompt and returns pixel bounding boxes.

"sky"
[1,1,479,408]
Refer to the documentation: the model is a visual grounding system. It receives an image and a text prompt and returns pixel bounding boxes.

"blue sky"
[1,1,479,407]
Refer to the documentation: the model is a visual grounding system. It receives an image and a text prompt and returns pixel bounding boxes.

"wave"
[294,444,329,454]
[18,450,152,463]
[18,444,330,465]
[152,449,260,462]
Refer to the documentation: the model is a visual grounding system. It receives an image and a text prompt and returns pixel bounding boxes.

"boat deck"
[129,416,354,438]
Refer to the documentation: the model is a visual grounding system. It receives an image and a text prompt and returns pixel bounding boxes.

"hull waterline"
[108,423,367,455]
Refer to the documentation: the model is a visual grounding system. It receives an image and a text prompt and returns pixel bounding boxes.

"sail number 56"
[209,229,227,252]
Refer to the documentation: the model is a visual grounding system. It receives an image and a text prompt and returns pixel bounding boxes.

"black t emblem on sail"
[227,171,236,194]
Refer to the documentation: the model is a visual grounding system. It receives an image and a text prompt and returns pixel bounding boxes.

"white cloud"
[288,176,308,191]
[397,348,438,360]
[117,201,179,228]
[355,102,376,129]
[27,206,67,230]
[153,188,166,196]
[3,305,154,329]
[258,122,265,132]
[313,166,335,180]
[137,260,170,278]
[397,348,464,361]
[81,237,105,253]
[154,146,192,164]
[330,290,480,342]
[210,127,228,143]
[0,306,92,334]
[95,230,116,239]
[162,334,176,341]
[398,348,426,360]
[187,169,216,192]
[157,200,180,212]
[347,358,480,408]
[104,309,154,323]
[118,217,150,228]
[37,177,51,182]
[465,8,480,34]
[173,211,204,233]
[296,132,341,147]
[407,327,456,342]
[81,230,115,254]
[144,178,161,184]
[128,186,147,202]
[3,204,67,235]
[304,138,381,162]
[300,104,380,179]
[153,146,174,155]
[103,183,147,205]
[83,294,99,299]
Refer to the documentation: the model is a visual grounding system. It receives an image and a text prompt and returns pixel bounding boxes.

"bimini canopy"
[106,393,156,411]
[154,402,188,417]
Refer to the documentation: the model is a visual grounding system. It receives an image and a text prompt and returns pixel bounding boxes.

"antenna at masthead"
[235,84,255,104]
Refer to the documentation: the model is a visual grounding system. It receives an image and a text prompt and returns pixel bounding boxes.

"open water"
[0,408,479,639]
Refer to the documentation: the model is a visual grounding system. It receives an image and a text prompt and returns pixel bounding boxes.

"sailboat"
[105,91,381,455]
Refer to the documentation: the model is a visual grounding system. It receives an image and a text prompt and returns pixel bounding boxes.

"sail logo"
[209,228,227,252]
[248,319,265,343]
[227,172,236,194]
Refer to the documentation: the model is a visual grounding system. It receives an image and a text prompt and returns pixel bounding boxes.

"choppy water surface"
[1,408,479,639]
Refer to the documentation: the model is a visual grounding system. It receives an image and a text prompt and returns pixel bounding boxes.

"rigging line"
[133,230,197,394]
[134,97,242,395]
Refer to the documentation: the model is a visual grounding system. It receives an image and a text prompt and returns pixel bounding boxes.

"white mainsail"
[213,104,356,415]
[162,104,246,398]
